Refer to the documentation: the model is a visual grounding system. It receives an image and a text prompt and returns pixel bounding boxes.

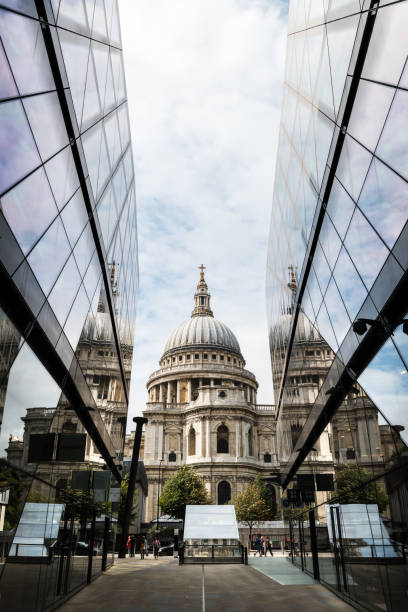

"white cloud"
[119,0,288,422]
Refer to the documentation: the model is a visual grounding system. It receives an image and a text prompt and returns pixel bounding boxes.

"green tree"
[159,465,210,519]
[0,460,30,530]
[282,504,309,522]
[232,477,271,546]
[118,472,139,532]
[332,464,388,512]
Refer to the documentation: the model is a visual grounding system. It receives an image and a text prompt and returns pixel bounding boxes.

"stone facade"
[137,268,397,524]
[141,268,277,523]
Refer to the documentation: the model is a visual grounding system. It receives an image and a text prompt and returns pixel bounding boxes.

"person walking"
[254,536,260,556]
[265,536,273,556]
[140,536,145,560]
[126,535,131,557]
[153,536,160,559]
[130,535,136,557]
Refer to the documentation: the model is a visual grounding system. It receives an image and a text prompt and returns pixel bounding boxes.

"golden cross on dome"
[198,264,206,280]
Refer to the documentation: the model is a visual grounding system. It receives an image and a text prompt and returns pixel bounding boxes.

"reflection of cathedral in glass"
[6,265,133,484]
[0,309,21,434]
[0,1,137,608]
[273,269,403,513]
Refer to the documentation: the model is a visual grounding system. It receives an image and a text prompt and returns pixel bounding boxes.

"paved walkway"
[249,556,318,584]
[59,556,355,612]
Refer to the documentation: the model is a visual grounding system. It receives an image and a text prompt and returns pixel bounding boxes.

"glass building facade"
[267,2,408,611]
[0,1,137,609]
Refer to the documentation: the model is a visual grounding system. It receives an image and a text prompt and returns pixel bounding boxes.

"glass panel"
[81,46,102,129]
[23,92,69,162]
[347,80,394,153]
[111,47,125,103]
[44,145,80,210]
[332,247,367,321]
[92,0,108,43]
[81,121,110,199]
[358,339,408,446]
[73,223,95,277]
[63,282,90,350]
[83,250,101,304]
[323,277,351,347]
[326,14,359,116]
[48,254,81,327]
[336,135,372,202]
[344,207,389,290]
[0,40,18,99]
[104,111,121,170]
[91,40,109,115]
[60,188,89,249]
[325,177,355,239]
[57,0,92,36]
[376,89,408,182]
[316,301,339,352]
[27,215,71,295]
[362,2,408,86]
[0,9,55,95]
[103,52,116,114]
[0,100,41,194]
[358,158,408,250]
[1,166,58,254]
[58,28,90,125]
[318,215,342,270]
[0,341,60,454]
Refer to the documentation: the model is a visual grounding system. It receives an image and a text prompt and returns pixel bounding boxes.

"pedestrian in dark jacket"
[265,536,273,556]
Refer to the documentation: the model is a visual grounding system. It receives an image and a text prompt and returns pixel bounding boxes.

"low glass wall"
[181,539,244,563]
[0,460,117,611]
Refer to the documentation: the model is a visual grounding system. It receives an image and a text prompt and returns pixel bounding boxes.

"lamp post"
[156,458,164,533]
[119,416,148,558]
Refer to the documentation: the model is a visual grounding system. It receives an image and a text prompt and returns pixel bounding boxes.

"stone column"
[176,380,180,403]
[158,422,163,461]
[188,380,192,402]
[159,384,163,403]
[235,421,240,459]
[243,423,248,457]
[202,418,206,456]
[197,419,203,458]
[206,419,210,458]
[357,419,369,458]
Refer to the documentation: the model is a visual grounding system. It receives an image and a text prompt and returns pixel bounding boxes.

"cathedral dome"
[163,315,241,355]
[162,266,242,357]
[270,267,321,350]
[80,310,133,347]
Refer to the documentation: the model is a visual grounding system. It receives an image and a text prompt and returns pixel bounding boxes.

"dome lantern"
[162,266,243,358]
[192,264,213,318]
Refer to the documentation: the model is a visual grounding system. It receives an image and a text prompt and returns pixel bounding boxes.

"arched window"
[264,452,271,463]
[248,427,253,456]
[265,484,277,516]
[188,427,196,456]
[217,481,231,505]
[168,451,176,462]
[217,425,229,453]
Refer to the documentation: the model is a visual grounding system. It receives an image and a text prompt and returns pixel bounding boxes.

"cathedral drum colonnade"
[142,267,277,523]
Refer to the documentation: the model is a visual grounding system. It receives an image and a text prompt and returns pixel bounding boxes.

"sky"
[119,0,288,421]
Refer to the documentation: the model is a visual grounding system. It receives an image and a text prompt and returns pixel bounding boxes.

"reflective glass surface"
[0,2,136,610]
[268,3,408,611]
